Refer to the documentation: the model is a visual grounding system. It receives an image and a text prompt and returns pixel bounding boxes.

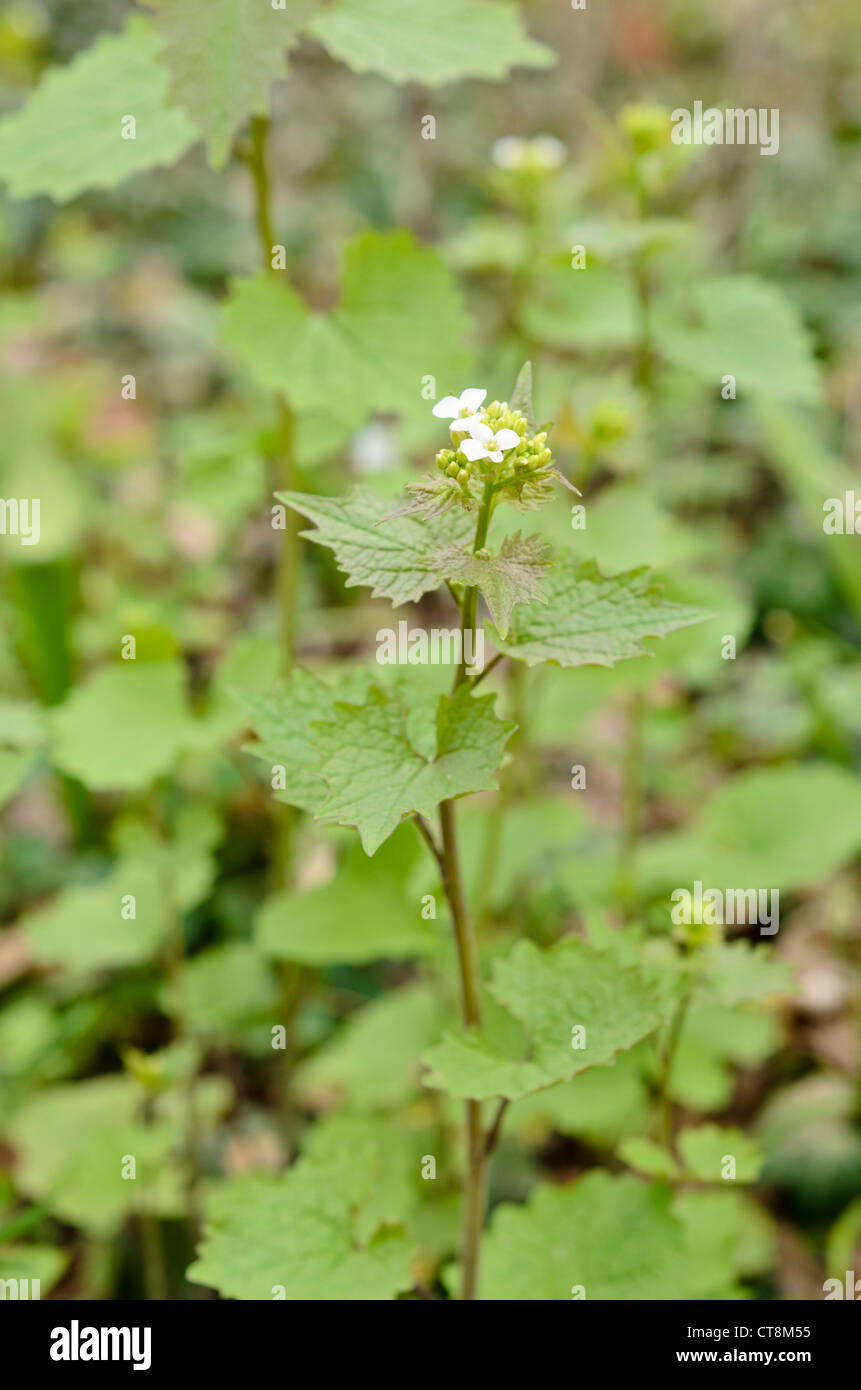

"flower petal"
[454,414,484,434]
[460,439,489,462]
[466,421,493,445]
[459,388,487,414]
[432,396,460,418]
[488,450,503,463]
[494,429,521,452]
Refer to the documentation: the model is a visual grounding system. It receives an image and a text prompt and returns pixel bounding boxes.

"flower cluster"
[391,376,575,521]
[431,388,556,507]
[491,134,567,172]
[417,383,570,514]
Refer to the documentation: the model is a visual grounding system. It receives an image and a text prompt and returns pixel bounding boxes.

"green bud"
[457,469,470,486]
[446,461,460,479]
[590,399,631,445]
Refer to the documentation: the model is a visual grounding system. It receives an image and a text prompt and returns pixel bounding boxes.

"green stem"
[618,686,645,914]
[247,115,299,672]
[455,481,494,687]
[633,172,654,392]
[245,114,305,1132]
[659,992,690,1150]
[138,1210,167,1302]
[436,480,497,1299]
[158,843,204,1247]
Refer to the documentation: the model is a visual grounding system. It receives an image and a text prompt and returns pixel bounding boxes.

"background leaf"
[0,19,197,203]
[306,0,555,85]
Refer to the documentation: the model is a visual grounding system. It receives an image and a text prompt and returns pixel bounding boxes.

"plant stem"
[159,850,204,1246]
[138,1210,167,1302]
[618,685,645,915]
[247,114,299,672]
[440,798,486,1301]
[245,114,305,1134]
[455,480,494,687]
[435,480,497,1299]
[439,800,483,1029]
[659,992,690,1149]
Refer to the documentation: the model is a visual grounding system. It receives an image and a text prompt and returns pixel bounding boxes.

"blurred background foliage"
[0,0,859,1300]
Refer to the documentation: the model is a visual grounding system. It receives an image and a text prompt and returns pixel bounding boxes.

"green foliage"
[0,19,197,203]
[280,487,473,606]
[188,1122,416,1300]
[423,938,669,1101]
[311,683,515,855]
[479,1172,740,1299]
[0,0,853,1308]
[639,763,861,892]
[432,533,550,637]
[493,561,713,667]
[7,1074,231,1235]
[49,662,195,792]
[143,0,309,169]
[256,830,441,963]
[653,276,822,403]
[221,231,471,441]
[306,0,555,85]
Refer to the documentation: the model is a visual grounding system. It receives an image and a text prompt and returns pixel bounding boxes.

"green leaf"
[312,683,515,854]
[0,749,33,809]
[221,230,471,436]
[20,859,165,973]
[432,533,550,638]
[673,1189,776,1282]
[49,661,195,792]
[7,1075,230,1235]
[479,1171,738,1299]
[493,560,713,668]
[0,18,198,204]
[296,983,444,1109]
[508,360,535,429]
[281,486,473,606]
[521,267,639,351]
[306,0,555,85]
[677,1124,764,1184]
[653,276,821,404]
[0,1245,69,1293]
[242,669,371,815]
[698,941,797,1006]
[143,0,311,169]
[423,938,668,1101]
[638,764,861,894]
[617,1137,680,1181]
[256,828,440,963]
[188,1148,415,1300]
[509,1045,652,1145]
[669,1003,781,1113]
[159,942,278,1037]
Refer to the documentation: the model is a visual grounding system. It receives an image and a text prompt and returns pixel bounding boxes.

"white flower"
[532,134,567,169]
[492,135,527,169]
[460,422,521,464]
[432,387,487,434]
[349,421,395,475]
[491,134,566,171]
